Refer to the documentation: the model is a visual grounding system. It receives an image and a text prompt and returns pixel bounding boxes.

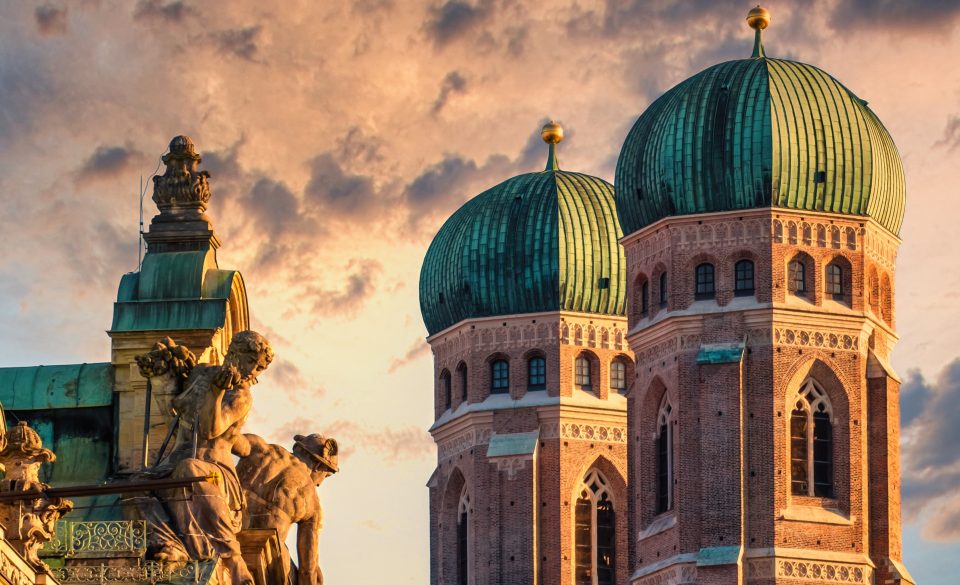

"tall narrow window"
[491,359,509,394]
[826,264,843,299]
[457,363,468,401]
[656,397,674,513]
[659,272,668,306]
[734,259,755,296]
[788,260,806,295]
[575,470,616,585]
[610,361,626,393]
[528,356,546,390]
[641,281,649,316]
[790,379,834,498]
[440,370,452,410]
[458,489,470,584]
[575,356,592,390]
[695,263,715,299]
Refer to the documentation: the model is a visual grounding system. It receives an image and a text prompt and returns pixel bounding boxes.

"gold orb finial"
[746,5,771,31]
[541,120,564,145]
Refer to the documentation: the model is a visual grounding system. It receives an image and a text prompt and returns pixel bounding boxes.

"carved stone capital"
[152,135,212,216]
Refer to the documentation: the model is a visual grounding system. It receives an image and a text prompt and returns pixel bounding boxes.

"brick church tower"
[420,123,634,585]
[614,7,913,585]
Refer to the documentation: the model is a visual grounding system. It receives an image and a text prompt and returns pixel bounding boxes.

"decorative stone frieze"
[774,327,860,352]
[745,557,871,583]
[437,428,493,460]
[631,563,697,585]
[540,422,627,444]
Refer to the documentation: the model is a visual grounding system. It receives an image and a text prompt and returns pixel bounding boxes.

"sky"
[1,0,959,583]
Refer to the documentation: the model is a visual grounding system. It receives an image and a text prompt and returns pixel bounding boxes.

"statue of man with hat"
[234,432,339,585]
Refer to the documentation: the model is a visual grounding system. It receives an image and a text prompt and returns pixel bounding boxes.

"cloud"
[304,154,380,220]
[322,419,435,462]
[35,5,68,37]
[212,25,263,61]
[74,145,146,186]
[901,359,960,540]
[389,338,431,373]
[305,259,382,317]
[424,0,493,46]
[133,0,191,22]
[431,70,468,114]
[830,0,960,31]
[936,116,960,151]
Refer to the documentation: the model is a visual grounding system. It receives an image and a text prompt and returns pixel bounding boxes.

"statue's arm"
[296,513,320,585]
[202,382,251,439]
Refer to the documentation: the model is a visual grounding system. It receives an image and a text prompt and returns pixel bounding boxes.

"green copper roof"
[420,163,625,335]
[615,56,905,235]
[0,363,113,409]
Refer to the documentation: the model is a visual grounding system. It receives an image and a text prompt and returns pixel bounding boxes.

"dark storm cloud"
[35,5,68,37]
[212,25,262,61]
[901,360,960,540]
[424,0,493,46]
[134,0,191,22]
[74,145,145,186]
[241,177,306,238]
[304,154,379,219]
[403,154,479,211]
[936,116,960,151]
[831,0,960,30]
[431,70,468,114]
[307,259,382,317]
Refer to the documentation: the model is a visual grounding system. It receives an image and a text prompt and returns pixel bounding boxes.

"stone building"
[421,7,914,585]
[420,123,634,585]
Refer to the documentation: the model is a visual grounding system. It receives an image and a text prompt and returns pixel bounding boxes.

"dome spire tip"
[541,120,563,171]
[746,5,770,58]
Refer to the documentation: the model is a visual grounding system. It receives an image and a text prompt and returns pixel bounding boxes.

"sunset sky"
[1,1,959,583]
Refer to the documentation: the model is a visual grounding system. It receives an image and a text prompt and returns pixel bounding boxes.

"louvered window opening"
[656,398,674,514]
[575,470,616,585]
[790,379,834,498]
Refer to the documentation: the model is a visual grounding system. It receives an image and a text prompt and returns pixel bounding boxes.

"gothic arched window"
[656,397,674,513]
[610,360,626,393]
[695,263,715,299]
[826,263,843,298]
[788,259,807,296]
[790,379,834,498]
[458,488,471,584]
[641,281,649,316]
[491,359,509,394]
[575,470,615,585]
[456,362,468,401]
[734,259,755,296]
[658,271,668,306]
[440,369,452,410]
[528,356,546,390]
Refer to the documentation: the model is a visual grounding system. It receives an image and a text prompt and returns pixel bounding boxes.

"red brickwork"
[623,209,909,584]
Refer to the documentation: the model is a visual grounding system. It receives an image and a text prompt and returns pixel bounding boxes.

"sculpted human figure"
[127,331,273,585]
[234,433,339,585]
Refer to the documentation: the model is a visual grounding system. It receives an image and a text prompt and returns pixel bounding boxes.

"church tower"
[420,123,633,585]
[615,8,913,585]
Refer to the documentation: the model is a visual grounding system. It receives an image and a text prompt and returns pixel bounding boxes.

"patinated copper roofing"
[420,127,625,335]
[615,23,905,236]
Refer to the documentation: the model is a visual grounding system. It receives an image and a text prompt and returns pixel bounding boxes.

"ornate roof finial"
[152,135,212,216]
[747,5,771,59]
[541,120,564,171]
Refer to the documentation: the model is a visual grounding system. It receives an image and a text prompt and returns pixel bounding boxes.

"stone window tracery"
[575,470,615,585]
[656,396,674,513]
[491,359,509,394]
[790,379,834,498]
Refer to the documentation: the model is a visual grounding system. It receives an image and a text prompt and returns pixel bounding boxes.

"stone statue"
[234,433,338,585]
[0,422,73,572]
[126,331,274,585]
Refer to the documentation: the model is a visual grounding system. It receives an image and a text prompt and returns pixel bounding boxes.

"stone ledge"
[637,512,676,541]
[779,504,855,525]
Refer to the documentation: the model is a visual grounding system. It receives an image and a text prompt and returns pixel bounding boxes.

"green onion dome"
[420,123,626,335]
[615,8,905,236]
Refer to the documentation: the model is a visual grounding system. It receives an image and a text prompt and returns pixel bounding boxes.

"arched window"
[826,263,843,299]
[491,359,509,394]
[575,356,592,390]
[790,379,833,498]
[641,281,649,316]
[528,356,546,390]
[734,259,754,296]
[440,370,452,410]
[695,263,715,299]
[458,488,470,584]
[575,470,615,585]
[457,362,468,402]
[658,272,668,306]
[656,397,674,513]
[788,260,806,296]
[610,360,626,393]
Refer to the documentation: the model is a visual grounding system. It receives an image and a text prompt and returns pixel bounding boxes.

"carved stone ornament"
[0,421,74,573]
[152,135,212,215]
